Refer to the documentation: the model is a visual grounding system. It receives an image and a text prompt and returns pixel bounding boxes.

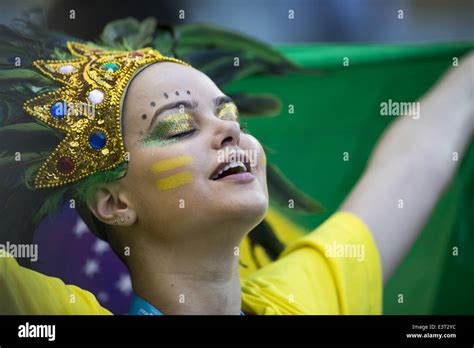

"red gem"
[57,157,75,174]
[131,51,144,57]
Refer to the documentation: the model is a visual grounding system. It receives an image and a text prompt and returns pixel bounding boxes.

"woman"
[1,26,472,315]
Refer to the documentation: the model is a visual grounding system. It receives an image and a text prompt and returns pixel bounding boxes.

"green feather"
[230,93,282,117]
[152,26,175,56]
[248,219,286,261]
[176,24,297,68]
[0,68,51,82]
[0,151,48,168]
[267,163,325,213]
[99,17,157,50]
[33,187,68,224]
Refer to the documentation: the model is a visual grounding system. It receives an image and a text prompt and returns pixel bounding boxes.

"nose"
[210,118,241,150]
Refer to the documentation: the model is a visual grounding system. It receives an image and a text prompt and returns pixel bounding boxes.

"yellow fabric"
[0,250,111,315]
[0,211,382,315]
[241,211,382,314]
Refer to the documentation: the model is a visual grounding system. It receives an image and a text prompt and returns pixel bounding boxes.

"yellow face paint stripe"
[155,171,193,190]
[151,155,193,173]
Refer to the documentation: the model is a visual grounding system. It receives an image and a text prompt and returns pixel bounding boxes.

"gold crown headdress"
[23,42,189,189]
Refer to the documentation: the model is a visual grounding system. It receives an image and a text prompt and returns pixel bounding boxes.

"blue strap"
[129,294,163,315]
[129,294,245,315]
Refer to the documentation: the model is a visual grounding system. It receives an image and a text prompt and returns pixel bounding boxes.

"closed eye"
[217,102,239,122]
[169,129,196,139]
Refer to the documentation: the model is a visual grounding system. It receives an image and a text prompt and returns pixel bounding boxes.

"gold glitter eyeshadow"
[217,103,239,122]
[143,113,194,145]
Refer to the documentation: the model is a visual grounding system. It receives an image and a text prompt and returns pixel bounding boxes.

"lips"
[210,153,252,180]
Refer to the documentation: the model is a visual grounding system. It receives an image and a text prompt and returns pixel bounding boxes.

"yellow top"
[0,211,382,315]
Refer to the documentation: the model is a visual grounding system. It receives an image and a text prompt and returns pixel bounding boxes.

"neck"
[127,230,243,315]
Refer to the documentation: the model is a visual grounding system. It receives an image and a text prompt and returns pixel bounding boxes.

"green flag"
[228,43,474,314]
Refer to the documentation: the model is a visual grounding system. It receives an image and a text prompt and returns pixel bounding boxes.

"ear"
[87,185,137,227]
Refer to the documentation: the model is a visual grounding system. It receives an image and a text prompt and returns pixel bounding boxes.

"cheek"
[242,134,266,172]
[126,144,201,197]
[123,145,201,227]
[151,155,194,191]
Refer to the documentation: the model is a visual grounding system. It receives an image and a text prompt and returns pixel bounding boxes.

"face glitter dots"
[88,89,105,105]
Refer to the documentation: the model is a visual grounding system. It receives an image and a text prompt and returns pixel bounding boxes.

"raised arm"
[340,51,474,283]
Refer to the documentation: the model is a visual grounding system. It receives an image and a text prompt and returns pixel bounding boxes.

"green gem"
[102,62,119,73]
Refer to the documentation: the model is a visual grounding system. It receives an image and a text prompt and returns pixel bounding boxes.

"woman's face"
[116,62,268,244]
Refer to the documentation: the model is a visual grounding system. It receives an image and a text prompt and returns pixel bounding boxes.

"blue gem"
[102,62,119,73]
[89,130,107,149]
[51,101,67,119]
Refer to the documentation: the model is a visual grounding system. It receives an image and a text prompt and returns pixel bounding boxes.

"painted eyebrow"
[148,100,198,131]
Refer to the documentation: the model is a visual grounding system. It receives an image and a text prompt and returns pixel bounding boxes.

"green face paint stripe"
[155,171,193,190]
[142,137,177,146]
[143,137,177,146]
[151,155,193,173]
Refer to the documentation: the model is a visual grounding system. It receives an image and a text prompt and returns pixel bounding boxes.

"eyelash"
[165,125,246,144]
[167,120,246,141]
[169,129,196,139]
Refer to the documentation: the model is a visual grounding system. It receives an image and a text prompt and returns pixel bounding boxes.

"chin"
[221,191,269,227]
